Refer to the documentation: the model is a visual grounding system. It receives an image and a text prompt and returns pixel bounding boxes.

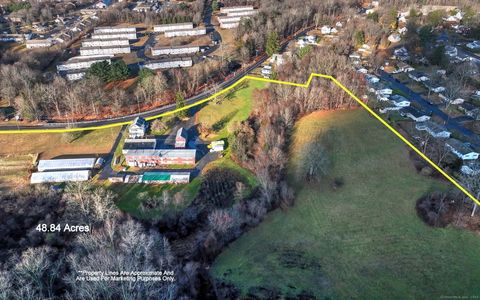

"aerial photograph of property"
[1,0,480,299]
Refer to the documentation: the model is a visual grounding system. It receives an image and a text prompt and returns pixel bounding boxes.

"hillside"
[211,109,480,299]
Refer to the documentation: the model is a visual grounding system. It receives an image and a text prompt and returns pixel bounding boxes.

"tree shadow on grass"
[211,110,239,132]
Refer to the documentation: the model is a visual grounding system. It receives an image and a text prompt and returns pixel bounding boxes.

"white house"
[400,107,430,122]
[461,161,480,175]
[366,74,380,84]
[129,117,147,138]
[445,45,458,57]
[415,121,451,138]
[390,94,410,107]
[408,71,429,82]
[466,41,480,50]
[424,81,446,93]
[445,138,479,160]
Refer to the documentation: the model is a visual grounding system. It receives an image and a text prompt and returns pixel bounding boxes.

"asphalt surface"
[378,70,480,147]
[0,25,313,132]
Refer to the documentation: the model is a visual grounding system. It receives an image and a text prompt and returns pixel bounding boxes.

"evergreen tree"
[175,91,187,118]
[86,61,111,82]
[109,60,130,81]
[265,32,280,56]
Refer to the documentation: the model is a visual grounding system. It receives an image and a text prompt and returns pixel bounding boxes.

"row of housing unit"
[153,22,206,37]
[56,26,137,81]
[217,6,257,29]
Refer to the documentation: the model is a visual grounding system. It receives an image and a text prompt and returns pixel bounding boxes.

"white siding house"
[389,94,410,107]
[220,6,254,13]
[129,117,147,138]
[82,38,130,47]
[91,32,137,40]
[141,58,193,70]
[415,121,451,138]
[154,22,194,32]
[94,26,137,34]
[80,45,131,56]
[151,45,200,56]
[164,28,206,37]
[445,139,479,160]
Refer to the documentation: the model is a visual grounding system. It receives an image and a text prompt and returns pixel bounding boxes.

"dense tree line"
[98,0,205,27]
[0,183,184,299]
[6,0,97,25]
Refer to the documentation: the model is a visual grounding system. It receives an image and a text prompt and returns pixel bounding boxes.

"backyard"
[195,80,265,141]
[211,109,480,299]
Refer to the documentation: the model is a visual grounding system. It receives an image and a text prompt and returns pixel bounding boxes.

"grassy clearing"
[109,182,188,219]
[196,80,265,141]
[211,109,480,299]
[0,127,121,159]
[0,154,35,190]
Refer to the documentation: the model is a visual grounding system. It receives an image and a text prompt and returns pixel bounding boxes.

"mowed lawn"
[0,127,121,159]
[212,109,480,299]
[195,80,265,141]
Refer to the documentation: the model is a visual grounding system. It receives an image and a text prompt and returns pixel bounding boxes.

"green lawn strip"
[109,182,187,219]
[196,80,266,141]
[211,109,480,299]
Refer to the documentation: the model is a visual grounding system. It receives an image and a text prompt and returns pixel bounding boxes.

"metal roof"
[123,149,196,159]
[31,170,91,184]
[37,158,96,171]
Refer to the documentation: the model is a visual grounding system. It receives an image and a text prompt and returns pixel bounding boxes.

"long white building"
[26,39,52,49]
[82,38,130,47]
[91,31,137,40]
[151,45,200,56]
[65,70,87,81]
[57,55,113,72]
[141,57,193,70]
[164,28,206,38]
[217,16,243,23]
[80,45,131,56]
[220,21,240,29]
[226,9,257,17]
[220,6,254,13]
[37,158,96,172]
[154,22,194,32]
[31,170,91,184]
[94,26,137,34]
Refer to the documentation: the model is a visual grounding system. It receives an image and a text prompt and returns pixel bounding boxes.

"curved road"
[0,26,314,132]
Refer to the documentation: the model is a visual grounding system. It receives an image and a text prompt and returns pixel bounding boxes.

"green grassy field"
[211,109,480,299]
[196,80,265,141]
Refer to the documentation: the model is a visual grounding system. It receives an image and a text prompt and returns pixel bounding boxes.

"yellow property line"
[1,72,478,205]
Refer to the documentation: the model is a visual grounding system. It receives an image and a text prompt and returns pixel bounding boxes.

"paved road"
[98,125,126,180]
[0,26,313,132]
[379,70,480,147]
